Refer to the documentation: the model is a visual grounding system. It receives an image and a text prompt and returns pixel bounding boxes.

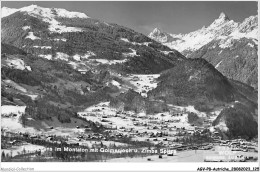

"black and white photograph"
[0,0,259,171]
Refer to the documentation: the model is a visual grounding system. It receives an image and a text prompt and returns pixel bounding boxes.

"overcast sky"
[2,1,258,35]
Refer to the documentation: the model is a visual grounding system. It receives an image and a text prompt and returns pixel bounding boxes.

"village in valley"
[1,2,258,164]
[1,74,258,162]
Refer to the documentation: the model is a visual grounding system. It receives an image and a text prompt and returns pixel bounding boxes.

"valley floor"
[106,146,258,162]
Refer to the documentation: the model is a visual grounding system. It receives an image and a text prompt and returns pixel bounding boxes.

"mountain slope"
[149,13,258,88]
[147,58,257,110]
[189,37,258,88]
[212,102,257,139]
[1,5,185,75]
[147,57,257,137]
[148,58,235,106]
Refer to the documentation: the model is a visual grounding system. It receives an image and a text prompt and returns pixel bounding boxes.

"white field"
[126,74,160,97]
[169,105,207,118]
[2,79,39,100]
[1,105,26,115]
[1,105,39,133]
[1,105,87,137]
[55,52,69,61]
[73,52,96,61]
[1,143,46,157]
[106,146,258,162]
[3,79,27,93]
[38,54,52,60]
[67,139,128,147]
[25,32,41,40]
[5,57,31,71]
[248,43,254,47]
[94,59,128,65]
[2,5,89,19]
[53,38,67,42]
[22,26,31,30]
[120,38,151,47]
[33,46,51,49]
[160,50,174,55]
[2,5,89,33]
[123,48,140,57]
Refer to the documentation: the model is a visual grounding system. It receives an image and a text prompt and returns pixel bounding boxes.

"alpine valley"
[1,5,258,162]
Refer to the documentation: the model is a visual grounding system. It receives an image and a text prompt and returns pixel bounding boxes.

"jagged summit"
[148,13,257,54]
[218,12,230,21]
[148,27,177,43]
[209,12,231,27]
[148,28,163,37]
[152,27,161,33]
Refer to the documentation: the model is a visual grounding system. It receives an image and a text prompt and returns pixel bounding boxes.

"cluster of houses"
[1,101,258,162]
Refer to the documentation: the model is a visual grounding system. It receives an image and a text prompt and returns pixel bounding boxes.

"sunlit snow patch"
[25,32,40,40]
[1,105,26,116]
[94,59,128,65]
[33,46,51,49]
[38,54,52,60]
[6,5,90,33]
[22,26,31,30]
[54,38,67,42]
[55,52,69,61]
[160,50,174,55]
[171,105,207,118]
[120,38,151,46]
[123,48,140,57]
[247,43,254,47]
[6,58,31,71]
[215,61,222,68]
[1,105,38,133]
[4,80,27,92]
[73,51,96,61]
[128,74,160,97]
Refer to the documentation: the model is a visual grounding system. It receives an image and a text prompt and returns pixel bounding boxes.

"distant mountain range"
[149,12,257,55]
[149,13,258,88]
[1,5,258,139]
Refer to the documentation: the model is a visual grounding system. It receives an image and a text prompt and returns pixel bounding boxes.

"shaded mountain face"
[148,58,236,107]
[1,5,185,74]
[147,58,257,111]
[212,102,258,139]
[148,13,258,88]
[1,43,27,55]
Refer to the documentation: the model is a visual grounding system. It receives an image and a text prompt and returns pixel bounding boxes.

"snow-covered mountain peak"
[238,15,258,33]
[209,12,230,27]
[218,12,229,20]
[148,28,163,37]
[1,7,19,18]
[2,5,90,33]
[1,5,89,19]
[148,28,170,43]
[148,13,257,55]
